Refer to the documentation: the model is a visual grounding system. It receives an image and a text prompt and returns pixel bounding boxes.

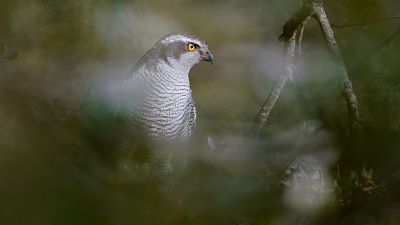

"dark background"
[0,0,399,224]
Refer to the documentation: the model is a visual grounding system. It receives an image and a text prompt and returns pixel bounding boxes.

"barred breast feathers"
[124,58,196,142]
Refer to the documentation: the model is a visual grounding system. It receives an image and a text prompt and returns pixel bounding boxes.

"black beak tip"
[202,51,214,63]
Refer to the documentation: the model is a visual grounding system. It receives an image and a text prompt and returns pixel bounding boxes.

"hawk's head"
[148,32,213,71]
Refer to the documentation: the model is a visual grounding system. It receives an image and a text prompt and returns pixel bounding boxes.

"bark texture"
[256,0,361,137]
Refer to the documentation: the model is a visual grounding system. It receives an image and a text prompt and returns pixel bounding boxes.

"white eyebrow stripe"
[160,35,202,46]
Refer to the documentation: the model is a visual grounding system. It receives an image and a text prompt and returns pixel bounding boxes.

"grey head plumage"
[135,32,213,73]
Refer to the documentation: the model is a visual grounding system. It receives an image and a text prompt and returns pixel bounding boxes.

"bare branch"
[256,0,361,137]
[332,15,400,28]
[255,1,315,135]
[279,0,315,42]
[312,1,361,135]
[255,1,314,135]
[255,36,296,135]
[295,21,306,60]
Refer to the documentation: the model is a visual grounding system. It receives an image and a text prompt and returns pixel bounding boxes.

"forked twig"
[256,0,361,137]
[256,0,313,135]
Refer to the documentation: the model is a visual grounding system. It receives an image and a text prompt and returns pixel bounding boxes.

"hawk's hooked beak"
[201,50,214,63]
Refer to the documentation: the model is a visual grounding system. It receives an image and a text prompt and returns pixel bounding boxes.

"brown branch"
[279,0,314,42]
[295,22,306,60]
[255,1,313,135]
[256,0,361,137]
[255,38,296,135]
[331,15,400,28]
[312,1,361,136]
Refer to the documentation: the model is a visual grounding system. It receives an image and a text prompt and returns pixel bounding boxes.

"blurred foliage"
[1,0,400,224]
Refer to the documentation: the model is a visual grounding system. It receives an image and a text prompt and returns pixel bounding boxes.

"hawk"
[113,32,213,177]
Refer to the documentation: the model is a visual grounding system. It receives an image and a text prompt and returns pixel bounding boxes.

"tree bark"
[255,1,313,135]
[255,35,297,135]
[312,1,361,136]
[256,0,361,137]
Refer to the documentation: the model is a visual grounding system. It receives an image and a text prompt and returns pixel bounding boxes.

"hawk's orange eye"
[187,43,196,52]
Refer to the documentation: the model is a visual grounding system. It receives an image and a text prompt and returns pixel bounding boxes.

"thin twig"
[312,1,361,136]
[255,36,297,135]
[256,0,361,137]
[295,22,306,60]
[332,15,400,28]
[279,0,315,42]
[255,1,313,135]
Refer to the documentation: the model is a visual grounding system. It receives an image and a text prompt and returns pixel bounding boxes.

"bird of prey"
[112,32,213,177]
